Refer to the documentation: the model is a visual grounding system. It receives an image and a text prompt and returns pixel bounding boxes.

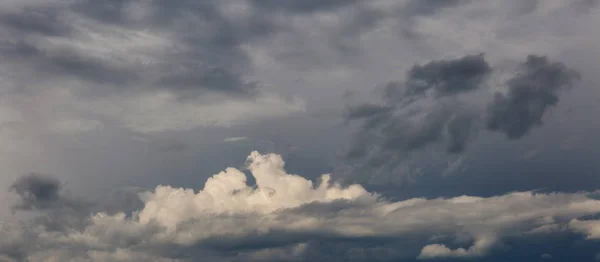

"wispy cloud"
[224,136,248,142]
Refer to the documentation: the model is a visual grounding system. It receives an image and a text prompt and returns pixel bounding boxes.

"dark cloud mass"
[382,54,490,103]
[403,54,490,98]
[10,173,65,210]
[343,54,580,181]
[344,55,492,163]
[486,55,580,139]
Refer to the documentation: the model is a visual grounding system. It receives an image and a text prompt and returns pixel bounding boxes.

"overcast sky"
[1,0,600,261]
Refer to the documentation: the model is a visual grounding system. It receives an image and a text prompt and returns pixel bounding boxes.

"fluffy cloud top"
[2,151,600,261]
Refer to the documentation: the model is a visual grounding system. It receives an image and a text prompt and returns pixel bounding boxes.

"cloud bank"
[2,151,600,261]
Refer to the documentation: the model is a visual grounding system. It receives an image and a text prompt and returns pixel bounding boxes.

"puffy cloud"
[2,152,600,261]
[569,218,600,239]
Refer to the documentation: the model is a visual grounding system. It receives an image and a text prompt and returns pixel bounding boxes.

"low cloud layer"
[2,152,600,261]
[343,54,580,181]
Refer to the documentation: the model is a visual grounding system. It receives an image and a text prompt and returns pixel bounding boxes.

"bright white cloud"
[569,218,600,239]
[2,151,600,261]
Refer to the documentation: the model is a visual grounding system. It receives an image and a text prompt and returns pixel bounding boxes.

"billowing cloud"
[2,152,600,261]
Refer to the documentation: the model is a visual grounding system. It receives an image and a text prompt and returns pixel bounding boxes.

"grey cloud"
[344,55,491,162]
[402,53,490,99]
[155,67,259,98]
[10,173,68,211]
[486,55,580,139]
[157,139,188,153]
[0,7,71,37]
[0,0,476,102]
[346,103,392,119]
[250,0,360,13]
[446,111,479,153]
[8,41,139,86]
[0,0,275,97]
[9,173,93,233]
[403,0,470,16]
[8,173,147,233]
[380,54,491,103]
[343,54,579,181]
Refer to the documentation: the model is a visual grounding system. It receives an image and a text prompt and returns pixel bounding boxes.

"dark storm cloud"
[8,173,94,233]
[8,173,150,234]
[384,54,491,102]
[10,173,71,211]
[486,55,580,139]
[403,53,490,98]
[343,54,579,179]
[345,55,491,160]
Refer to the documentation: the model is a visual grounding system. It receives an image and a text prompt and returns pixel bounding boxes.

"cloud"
[80,91,305,133]
[224,137,249,142]
[343,54,580,182]
[250,0,360,14]
[0,0,544,139]
[387,53,490,101]
[569,218,600,239]
[9,173,82,211]
[156,138,188,153]
[0,0,322,135]
[2,151,600,261]
[486,55,580,139]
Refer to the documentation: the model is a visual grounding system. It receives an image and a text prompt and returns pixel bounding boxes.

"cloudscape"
[1,0,600,261]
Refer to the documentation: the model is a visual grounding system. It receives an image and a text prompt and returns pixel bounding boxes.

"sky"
[1,0,600,261]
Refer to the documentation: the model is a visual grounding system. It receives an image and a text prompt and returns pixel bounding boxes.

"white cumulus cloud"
[1,151,600,261]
